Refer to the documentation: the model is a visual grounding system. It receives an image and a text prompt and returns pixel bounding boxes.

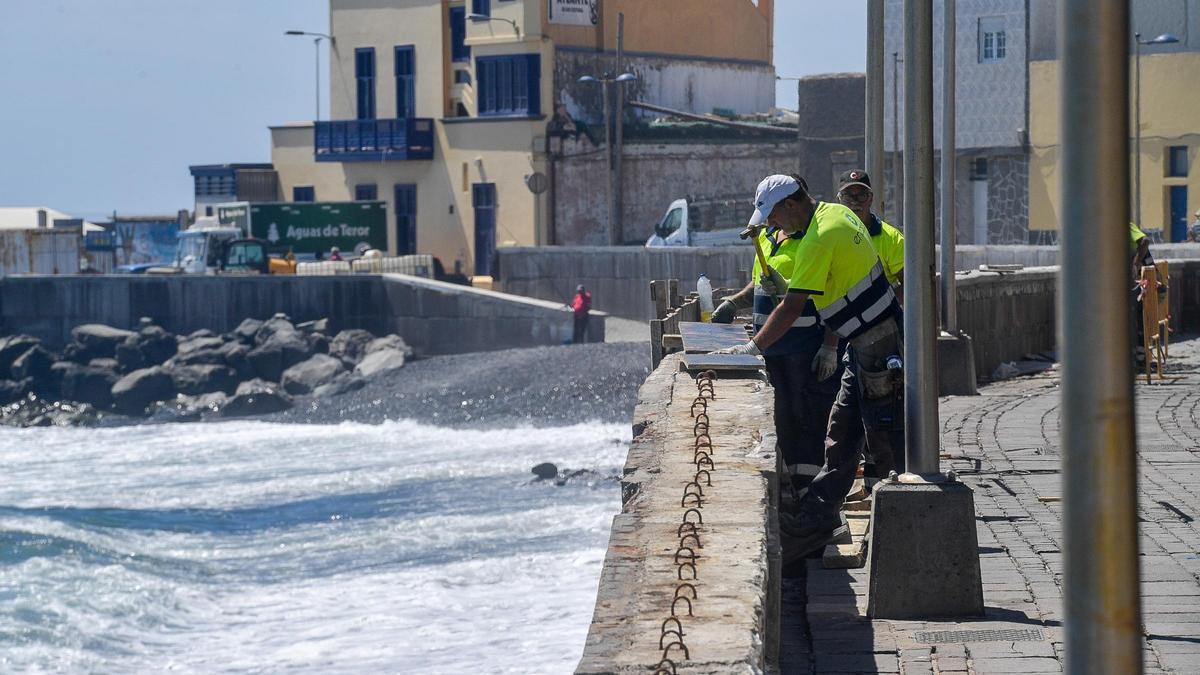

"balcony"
[313,118,434,162]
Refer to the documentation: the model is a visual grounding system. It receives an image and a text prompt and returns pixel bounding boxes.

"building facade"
[1028,0,1200,242]
[884,0,1031,243]
[269,0,775,275]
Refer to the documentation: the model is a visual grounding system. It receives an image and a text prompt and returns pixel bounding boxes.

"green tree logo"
[267,222,280,244]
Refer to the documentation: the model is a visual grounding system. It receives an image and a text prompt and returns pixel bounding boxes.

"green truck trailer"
[216,201,388,256]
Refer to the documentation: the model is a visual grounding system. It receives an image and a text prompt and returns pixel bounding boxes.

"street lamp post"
[579,73,637,245]
[892,51,904,226]
[1133,32,1179,226]
[467,13,521,38]
[285,30,334,121]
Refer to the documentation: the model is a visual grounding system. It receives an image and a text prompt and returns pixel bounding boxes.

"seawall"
[0,274,604,356]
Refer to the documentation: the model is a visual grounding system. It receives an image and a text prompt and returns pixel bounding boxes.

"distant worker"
[329,246,343,262]
[836,170,904,301]
[572,284,592,344]
[1130,223,1158,368]
[1191,209,1200,243]
[711,182,845,501]
[717,174,903,559]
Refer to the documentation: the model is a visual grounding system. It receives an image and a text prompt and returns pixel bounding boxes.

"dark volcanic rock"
[329,329,374,367]
[138,326,178,366]
[281,354,344,396]
[220,341,255,379]
[171,348,227,367]
[234,318,264,344]
[115,338,147,372]
[148,392,228,423]
[222,379,292,417]
[111,366,177,416]
[353,348,406,377]
[0,335,41,374]
[307,332,331,355]
[531,462,558,480]
[310,371,366,398]
[365,334,412,357]
[62,342,94,364]
[247,331,311,382]
[170,364,238,395]
[59,362,119,409]
[88,358,120,371]
[297,318,329,335]
[71,324,135,359]
[187,329,217,340]
[12,345,55,381]
[0,379,31,405]
[254,314,295,346]
[176,336,226,356]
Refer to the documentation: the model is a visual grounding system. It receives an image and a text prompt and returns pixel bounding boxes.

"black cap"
[838,170,872,192]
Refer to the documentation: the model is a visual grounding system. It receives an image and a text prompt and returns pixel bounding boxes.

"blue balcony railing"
[313,118,434,162]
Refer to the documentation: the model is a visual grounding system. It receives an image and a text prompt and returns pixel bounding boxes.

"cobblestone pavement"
[781,335,1200,674]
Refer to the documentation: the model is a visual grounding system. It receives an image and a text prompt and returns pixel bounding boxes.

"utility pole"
[602,77,615,245]
[940,0,957,333]
[892,51,904,226]
[867,0,886,214]
[614,13,625,245]
[1060,1,1142,672]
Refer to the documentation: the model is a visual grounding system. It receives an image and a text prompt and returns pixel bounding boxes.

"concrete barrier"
[496,244,1200,321]
[0,274,604,356]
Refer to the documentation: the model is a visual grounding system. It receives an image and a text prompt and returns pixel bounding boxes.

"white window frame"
[979,17,1007,63]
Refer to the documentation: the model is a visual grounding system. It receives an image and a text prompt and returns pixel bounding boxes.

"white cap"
[747,174,801,226]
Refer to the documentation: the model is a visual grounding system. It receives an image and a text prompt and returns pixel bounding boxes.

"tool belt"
[849,317,902,400]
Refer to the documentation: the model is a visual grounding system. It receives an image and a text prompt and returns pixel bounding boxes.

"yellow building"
[269,0,774,275]
[1029,6,1200,242]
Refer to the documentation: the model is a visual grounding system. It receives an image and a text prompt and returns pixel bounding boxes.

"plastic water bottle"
[697,274,714,322]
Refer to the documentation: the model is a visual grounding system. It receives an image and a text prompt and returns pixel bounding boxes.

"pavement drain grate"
[914,628,1044,644]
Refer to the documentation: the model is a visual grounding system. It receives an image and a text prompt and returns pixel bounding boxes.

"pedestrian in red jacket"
[572,285,592,344]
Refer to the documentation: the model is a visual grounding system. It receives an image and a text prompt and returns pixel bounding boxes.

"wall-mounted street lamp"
[285,30,335,121]
[579,73,638,244]
[1133,32,1180,224]
[467,13,521,38]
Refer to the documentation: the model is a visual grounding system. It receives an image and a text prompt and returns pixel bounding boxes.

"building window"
[355,184,378,201]
[970,158,989,180]
[1168,146,1189,177]
[454,69,472,85]
[355,47,376,120]
[395,46,415,119]
[450,6,470,62]
[293,186,315,202]
[476,54,541,117]
[472,0,490,16]
[979,17,1007,63]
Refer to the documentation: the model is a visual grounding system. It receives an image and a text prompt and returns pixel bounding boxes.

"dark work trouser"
[573,313,589,344]
[764,340,844,493]
[799,317,905,529]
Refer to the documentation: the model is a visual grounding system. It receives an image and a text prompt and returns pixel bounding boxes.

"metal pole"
[1059,1,1142,672]
[892,51,904,226]
[314,37,322,121]
[1134,36,1142,225]
[614,14,625,245]
[940,0,957,333]
[602,78,615,245]
[902,0,938,477]
[867,0,885,214]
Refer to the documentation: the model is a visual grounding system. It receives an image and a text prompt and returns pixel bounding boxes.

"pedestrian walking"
[711,198,845,499]
[717,174,904,560]
[572,284,592,344]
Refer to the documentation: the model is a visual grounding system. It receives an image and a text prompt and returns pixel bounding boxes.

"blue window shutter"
[355,48,376,120]
[527,54,541,115]
[450,7,469,62]
[476,54,539,117]
[355,184,378,201]
[395,46,415,119]
[293,186,315,202]
[472,0,490,16]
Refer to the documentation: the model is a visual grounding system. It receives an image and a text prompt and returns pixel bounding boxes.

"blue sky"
[0,1,866,219]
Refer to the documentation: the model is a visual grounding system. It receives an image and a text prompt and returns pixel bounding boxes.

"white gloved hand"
[758,265,788,297]
[812,344,839,381]
[714,340,761,356]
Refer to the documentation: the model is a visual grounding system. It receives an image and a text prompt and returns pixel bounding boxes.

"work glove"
[758,265,789,297]
[812,344,839,381]
[714,340,761,356]
[711,299,738,324]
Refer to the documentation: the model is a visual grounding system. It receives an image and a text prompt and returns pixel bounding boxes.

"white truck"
[644,196,751,247]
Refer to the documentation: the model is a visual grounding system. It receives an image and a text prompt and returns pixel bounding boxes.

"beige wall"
[1030,53,1200,239]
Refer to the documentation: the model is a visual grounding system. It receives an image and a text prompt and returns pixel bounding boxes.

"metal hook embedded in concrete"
[659,630,684,649]
[679,532,702,550]
[674,547,697,565]
[662,641,690,661]
[695,455,715,471]
[680,491,703,508]
[675,583,698,600]
[676,562,698,580]
[694,469,712,487]
[653,657,678,674]
[690,398,707,417]
[683,480,705,498]
[661,617,685,636]
[677,521,699,538]
[681,508,703,525]
[670,596,694,617]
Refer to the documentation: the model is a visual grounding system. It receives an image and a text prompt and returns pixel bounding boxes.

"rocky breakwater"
[0,315,411,427]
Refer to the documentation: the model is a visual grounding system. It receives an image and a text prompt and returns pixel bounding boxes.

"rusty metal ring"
[701,369,716,379]
[680,492,703,508]
[693,450,711,464]
[679,532,702,550]
[659,629,684,649]
[683,480,704,498]
[693,421,710,435]
[695,455,715,471]
[694,437,713,451]
[675,583,698,600]
[695,469,712,486]
[653,658,677,674]
[693,411,709,425]
[677,562,698,580]
[682,508,703,525]
[661,617,684,636]
[677,521,698,538]
[694,431,712,444]
[674,546,696,565]
[690,399,707,417]
[671,596,694,617]
[663,641,691,661]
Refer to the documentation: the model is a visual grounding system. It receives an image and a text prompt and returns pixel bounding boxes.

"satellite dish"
[525,172,549,195]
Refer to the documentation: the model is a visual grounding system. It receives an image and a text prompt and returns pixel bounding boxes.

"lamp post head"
[1150,33,1181,44]
[285,30,305,35]
[578,75,598,83]
[467,13,487,21]
[615,73,637,83]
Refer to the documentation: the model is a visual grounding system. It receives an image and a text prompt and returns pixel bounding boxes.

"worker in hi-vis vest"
[716,174,904,561]
[710,180,845,501]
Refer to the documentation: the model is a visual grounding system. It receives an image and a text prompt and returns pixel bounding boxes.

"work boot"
[779,510,850,567]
